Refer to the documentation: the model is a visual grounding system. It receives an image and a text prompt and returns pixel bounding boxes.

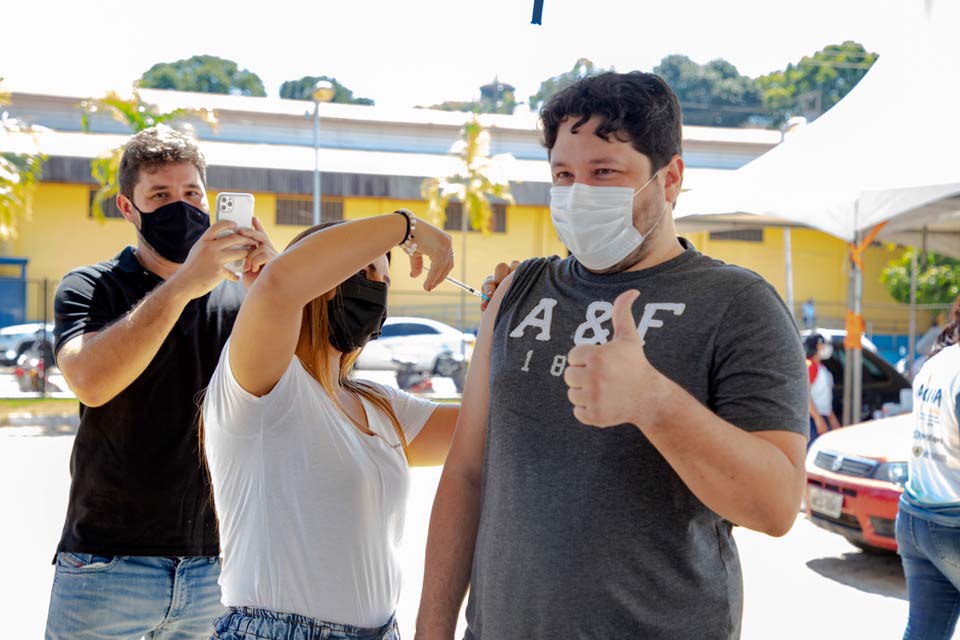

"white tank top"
[203,341,436,626]
[907,343,960,506]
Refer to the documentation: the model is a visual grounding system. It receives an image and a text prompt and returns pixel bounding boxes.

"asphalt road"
[2,422,944,639]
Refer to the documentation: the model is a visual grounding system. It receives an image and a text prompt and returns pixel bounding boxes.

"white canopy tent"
[673,0,960,423]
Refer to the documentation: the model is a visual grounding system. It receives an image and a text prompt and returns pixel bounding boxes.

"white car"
[0,322,54,365]
[355,317,475,375]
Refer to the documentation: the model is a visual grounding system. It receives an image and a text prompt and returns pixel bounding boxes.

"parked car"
[805,412,911,553]
[355,317,475,380]
[0,322,54,365]
[801,329,912,422]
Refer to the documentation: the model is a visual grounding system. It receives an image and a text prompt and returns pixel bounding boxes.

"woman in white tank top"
[202,213,459,639]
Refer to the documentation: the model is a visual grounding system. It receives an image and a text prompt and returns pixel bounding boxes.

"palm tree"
[81,88,216,219]
[421,116,514,234]
[0,79,46,241]
[421,116,515,337]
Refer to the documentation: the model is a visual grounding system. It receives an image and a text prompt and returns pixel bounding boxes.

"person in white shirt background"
[202,212,459,640]
[805,333,840,446]
[896,295,960,640]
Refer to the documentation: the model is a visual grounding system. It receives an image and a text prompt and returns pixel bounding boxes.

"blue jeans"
[897,509,960,639]
[212,607,400,640]
[45,553,226,639]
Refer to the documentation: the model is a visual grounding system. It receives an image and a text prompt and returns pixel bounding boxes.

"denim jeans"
[896,509,960,639]
[45,553,226,639]
[212,607,400,640]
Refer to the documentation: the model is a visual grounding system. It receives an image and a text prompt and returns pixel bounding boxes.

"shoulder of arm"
[54,267,113,355]
[711,278,809,436]
[204,339,304,435]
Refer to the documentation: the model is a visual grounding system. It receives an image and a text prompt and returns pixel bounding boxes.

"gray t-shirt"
[465,240,809,639]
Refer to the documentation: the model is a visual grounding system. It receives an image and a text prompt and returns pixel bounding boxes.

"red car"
[805,412,911,552]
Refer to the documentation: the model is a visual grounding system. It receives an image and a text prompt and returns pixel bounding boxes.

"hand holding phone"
[216,192,256,274]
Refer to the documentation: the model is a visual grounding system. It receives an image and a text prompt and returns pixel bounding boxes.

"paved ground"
[2,421,950,639]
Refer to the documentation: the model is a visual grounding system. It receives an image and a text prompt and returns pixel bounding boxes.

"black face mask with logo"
[328,273,388,352]
[133,200,210,264]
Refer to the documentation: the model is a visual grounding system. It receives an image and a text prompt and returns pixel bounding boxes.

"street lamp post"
[312,80,336,226]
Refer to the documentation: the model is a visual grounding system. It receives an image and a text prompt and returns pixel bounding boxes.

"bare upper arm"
[228,265,305,397]
[55,332,94,366]
[408,404,459,467]
[752,429,807,472]
[443,272,514,484]
[55,332,98,385]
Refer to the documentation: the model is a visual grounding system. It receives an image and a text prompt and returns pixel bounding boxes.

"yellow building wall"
[10,182,921,334]
[687,227,927,333]
[10,185,570,330]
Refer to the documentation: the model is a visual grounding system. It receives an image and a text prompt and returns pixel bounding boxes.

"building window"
[708,229,763,242]
[88,190,124,218]
[443,202,507,233]
[275,197,344,226]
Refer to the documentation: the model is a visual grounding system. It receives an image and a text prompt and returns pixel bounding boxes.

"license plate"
[809,487,843,519]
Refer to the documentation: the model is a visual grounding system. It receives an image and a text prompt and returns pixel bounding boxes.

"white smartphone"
[215,192,255,275]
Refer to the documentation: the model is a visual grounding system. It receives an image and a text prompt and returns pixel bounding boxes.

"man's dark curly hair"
[540,71,683,173]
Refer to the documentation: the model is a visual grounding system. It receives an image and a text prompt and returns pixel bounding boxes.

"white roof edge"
[8,87,780,143]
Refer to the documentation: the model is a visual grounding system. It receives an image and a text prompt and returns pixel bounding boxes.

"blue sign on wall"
[0,258,29,327]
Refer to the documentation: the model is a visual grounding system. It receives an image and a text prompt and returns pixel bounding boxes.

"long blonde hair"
[288,223,409,459]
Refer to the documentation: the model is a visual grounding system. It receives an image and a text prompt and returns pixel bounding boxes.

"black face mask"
[328,273,388,352]
[133,200,210,264]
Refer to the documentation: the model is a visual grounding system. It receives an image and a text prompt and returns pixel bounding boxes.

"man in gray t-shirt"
[417,72,809,639]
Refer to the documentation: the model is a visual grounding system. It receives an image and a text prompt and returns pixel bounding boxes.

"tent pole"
[784,228,795,320]
[908,247,918,380]
[852,242,864,423]
[843,247,855,425]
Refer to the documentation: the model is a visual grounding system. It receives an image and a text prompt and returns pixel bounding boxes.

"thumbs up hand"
[564,289,664,429]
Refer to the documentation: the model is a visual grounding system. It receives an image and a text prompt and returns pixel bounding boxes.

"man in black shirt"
[45,125,276,639]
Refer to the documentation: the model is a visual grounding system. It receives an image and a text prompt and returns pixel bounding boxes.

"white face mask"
[818,344,834,360]
[550,171,666,271]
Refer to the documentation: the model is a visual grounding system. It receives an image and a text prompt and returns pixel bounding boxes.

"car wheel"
[433,354,458,378]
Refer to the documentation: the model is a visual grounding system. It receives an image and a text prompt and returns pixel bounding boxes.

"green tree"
[140,55,266,96]
[422,117,515,333]
[881,249,960,305]
[0,79,45,240]
[756,41,878,125]
[81,89,216,219]
[279,76,374,105]
[653,55,762,127]
[421,117,514,234]
[529,58,609,112]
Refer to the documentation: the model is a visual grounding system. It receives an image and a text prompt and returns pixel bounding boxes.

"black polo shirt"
[53,246,245,556]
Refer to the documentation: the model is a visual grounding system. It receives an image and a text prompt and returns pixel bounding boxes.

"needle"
[445,276,490,302]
